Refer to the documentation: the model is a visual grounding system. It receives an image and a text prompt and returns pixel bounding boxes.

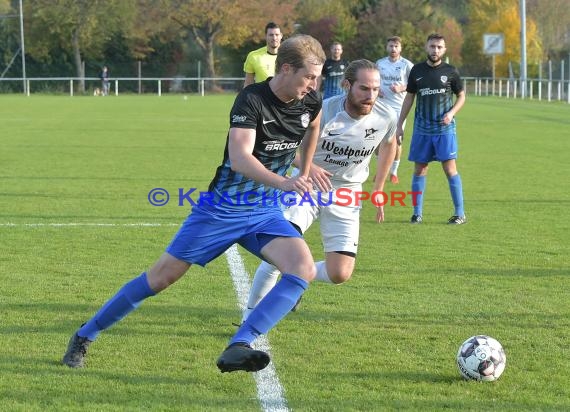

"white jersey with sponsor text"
[313,94,397,188]
[375,56,414,112]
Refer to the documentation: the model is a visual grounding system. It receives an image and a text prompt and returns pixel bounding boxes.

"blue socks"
[78,272,156,341]
[448,174,465,216]
[411,175,426,216]
[412,174,464,217]
[230,274,308,346]
[77,271,311,345]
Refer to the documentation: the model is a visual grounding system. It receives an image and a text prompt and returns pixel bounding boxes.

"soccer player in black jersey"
[62,35,327,373]
[321,41,350,99]
[396,33,466,225]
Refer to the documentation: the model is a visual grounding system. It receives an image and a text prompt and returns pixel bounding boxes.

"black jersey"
[208,80,322,207]
[322,58,349,99]
[406,62,463,135]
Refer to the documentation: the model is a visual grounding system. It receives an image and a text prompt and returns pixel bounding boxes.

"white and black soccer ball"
[456,335,506,381]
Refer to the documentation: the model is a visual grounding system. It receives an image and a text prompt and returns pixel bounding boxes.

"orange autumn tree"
[464,0,542,77]
[487,3,542,77]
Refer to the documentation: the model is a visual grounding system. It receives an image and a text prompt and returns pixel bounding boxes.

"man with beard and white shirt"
[376,36,413,184]
[241,59,397,323]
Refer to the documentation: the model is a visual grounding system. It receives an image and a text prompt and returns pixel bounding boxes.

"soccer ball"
[456,335,506,381]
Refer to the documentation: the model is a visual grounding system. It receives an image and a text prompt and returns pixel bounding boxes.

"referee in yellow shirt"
[243,22,283,87]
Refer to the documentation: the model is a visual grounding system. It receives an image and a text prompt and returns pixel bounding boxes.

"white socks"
[390,160,400,176]
[315,261,334,283]
[242,260,280,322]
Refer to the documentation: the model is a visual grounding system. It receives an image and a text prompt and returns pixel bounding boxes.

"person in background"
[396,33,467,225]
[100,66,110,96]
[375,36,413,184]
[243,22,283,87]
[320,41,350,99]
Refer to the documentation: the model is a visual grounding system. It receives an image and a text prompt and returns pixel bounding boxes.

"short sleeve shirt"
[314,95,397,187]
[375,56,413,113]
[243,46,277,82]
[321,58,350,99]
[406,62,463,135]
[208,80,322,208]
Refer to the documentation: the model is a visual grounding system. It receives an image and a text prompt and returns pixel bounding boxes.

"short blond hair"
[276,35,326,72]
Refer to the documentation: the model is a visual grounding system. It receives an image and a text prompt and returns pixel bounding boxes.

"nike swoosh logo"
[416,77,423,81]
[450,152,457,155]
[328,132,342,136]
[263,119,276,125]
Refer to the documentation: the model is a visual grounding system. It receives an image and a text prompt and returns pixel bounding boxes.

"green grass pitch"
[0,94,569,411]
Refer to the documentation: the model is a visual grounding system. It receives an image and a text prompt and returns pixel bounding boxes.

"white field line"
[225,245,290,412]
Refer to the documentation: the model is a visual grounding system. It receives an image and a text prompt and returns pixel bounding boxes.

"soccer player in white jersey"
[375,36,413,184]
[241,59,397,323]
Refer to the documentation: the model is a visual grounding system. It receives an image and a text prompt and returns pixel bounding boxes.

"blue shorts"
[166,204,302,266]
[408,133,458,163]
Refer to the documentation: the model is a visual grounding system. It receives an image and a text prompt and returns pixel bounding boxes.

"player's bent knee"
[290,260,316,282]
[147,253,191,292]
[328,269,353,285]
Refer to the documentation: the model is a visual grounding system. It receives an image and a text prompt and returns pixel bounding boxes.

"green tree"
[527,0,570,59]
[24,0,137,92]
[0,0,19,77]
[294,0,358,50]
[169,0,299,83]
[348,0,450,63]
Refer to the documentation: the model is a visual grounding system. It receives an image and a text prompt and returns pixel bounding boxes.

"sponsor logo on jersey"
[419,87,446,96]
[262,118,276,125]
[263,140,301,151]
[232,115,247,123]
[320,139,376,159]
[383,74,402,82]
[364,128,378,140]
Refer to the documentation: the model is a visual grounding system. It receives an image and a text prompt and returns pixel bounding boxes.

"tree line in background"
[1,0,569,93]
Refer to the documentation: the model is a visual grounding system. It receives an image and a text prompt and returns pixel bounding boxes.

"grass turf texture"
[0,94,568,411]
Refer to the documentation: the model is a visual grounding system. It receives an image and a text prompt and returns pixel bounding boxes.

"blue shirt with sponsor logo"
[322,58,349,100]
[406,62,463,135]
[207,79,322,209]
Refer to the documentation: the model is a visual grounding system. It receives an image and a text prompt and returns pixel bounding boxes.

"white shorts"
[283,189,361,254]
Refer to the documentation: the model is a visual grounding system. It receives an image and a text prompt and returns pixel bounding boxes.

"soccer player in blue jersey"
[396,33,466,225]
[320,42,349,99]
[62,34,327,373]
